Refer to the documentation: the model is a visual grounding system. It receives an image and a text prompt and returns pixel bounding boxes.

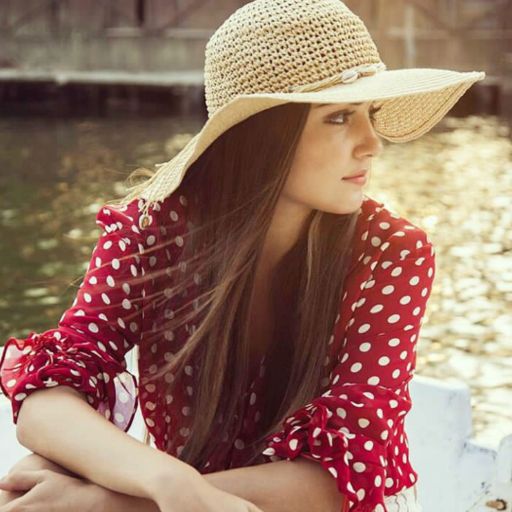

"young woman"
[0,0,484,511]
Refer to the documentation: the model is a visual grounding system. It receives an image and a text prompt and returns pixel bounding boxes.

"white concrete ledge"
[0,69,205,86]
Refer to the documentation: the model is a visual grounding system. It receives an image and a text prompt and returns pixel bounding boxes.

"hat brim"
[139,67,485,205]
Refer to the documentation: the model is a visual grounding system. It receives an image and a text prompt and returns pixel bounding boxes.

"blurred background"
[0,0,511,450]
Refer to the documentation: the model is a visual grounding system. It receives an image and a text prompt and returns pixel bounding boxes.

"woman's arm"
[204,458,345,512]
[92,457,343,512]
[16,385,199,502]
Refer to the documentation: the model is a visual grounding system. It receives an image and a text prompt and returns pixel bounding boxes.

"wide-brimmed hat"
[131,0,485,228]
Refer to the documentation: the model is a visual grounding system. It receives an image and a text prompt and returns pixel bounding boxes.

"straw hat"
[133,0,485,228]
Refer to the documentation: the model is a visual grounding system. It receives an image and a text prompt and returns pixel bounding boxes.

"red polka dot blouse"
[0,192,435,512]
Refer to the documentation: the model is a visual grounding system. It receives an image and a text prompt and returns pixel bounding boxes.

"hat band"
[287,62,386,93]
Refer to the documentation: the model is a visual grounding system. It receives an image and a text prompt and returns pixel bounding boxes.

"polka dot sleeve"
[0,200,147,432]
[261,230,436,512]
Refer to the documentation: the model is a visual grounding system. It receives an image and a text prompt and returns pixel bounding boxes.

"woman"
[0,0,484,511]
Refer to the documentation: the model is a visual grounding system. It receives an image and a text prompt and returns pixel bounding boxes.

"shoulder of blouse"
[348,195,434,275]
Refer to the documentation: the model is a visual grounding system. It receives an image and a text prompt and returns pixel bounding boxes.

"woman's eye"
[328,110,354,125]
[328,106,382,125]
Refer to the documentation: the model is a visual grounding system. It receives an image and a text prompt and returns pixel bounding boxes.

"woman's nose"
[354,118,384,158]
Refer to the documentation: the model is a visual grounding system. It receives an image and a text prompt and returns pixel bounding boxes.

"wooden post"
[404,2,416,67]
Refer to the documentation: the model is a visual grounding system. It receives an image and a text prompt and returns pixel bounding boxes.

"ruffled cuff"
[261,383,412,512]
[0,330,138,431]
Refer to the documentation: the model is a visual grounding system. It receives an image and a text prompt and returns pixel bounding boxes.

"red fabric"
[0,192,435,512]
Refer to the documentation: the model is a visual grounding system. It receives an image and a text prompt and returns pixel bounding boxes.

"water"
[0,113,510,447]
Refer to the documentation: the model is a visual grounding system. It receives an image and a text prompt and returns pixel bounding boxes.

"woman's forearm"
[15,385,199,501]
[98,457,342,512]
[204,458,344,512]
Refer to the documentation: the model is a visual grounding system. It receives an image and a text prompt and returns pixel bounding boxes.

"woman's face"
[282,101,384,215]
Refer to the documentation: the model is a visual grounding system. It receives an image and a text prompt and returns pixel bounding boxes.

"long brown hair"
[108,102,360,469]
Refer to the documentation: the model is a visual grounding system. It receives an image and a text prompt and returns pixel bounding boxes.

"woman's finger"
[0,490,24,507]
[0,470,45,493]
[0,492,30,512]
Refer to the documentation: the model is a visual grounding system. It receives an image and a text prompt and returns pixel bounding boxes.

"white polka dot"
[88,322,99,333]
[114,412,125,423]
[359,342,371,352]
[387,314,400,324]
[118,390,129,403]
[382,285,395,295]
[353,462,366,473]
[83,293,92,303]
[357,323,370,334]
[378,356,390,366]
[112,259,120,270]
[388,338,400,347]
[337,408,347,419]
[368,376,380,385]
[370,304,384,313]
[122,298,131,309]
[363,440,374,451]
[106,275,115,287]
[400,295,411,305]
[391,267,402,277]
[375,475,382,487]
[358,418,370,428]
[409,276,420,285]
[350,362,362,373]
[289,438,299,450]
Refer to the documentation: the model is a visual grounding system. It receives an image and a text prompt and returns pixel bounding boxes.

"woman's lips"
[342,174,368,185]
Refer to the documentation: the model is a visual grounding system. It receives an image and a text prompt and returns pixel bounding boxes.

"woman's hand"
[0,453,101,512]
[0,469,101,512]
